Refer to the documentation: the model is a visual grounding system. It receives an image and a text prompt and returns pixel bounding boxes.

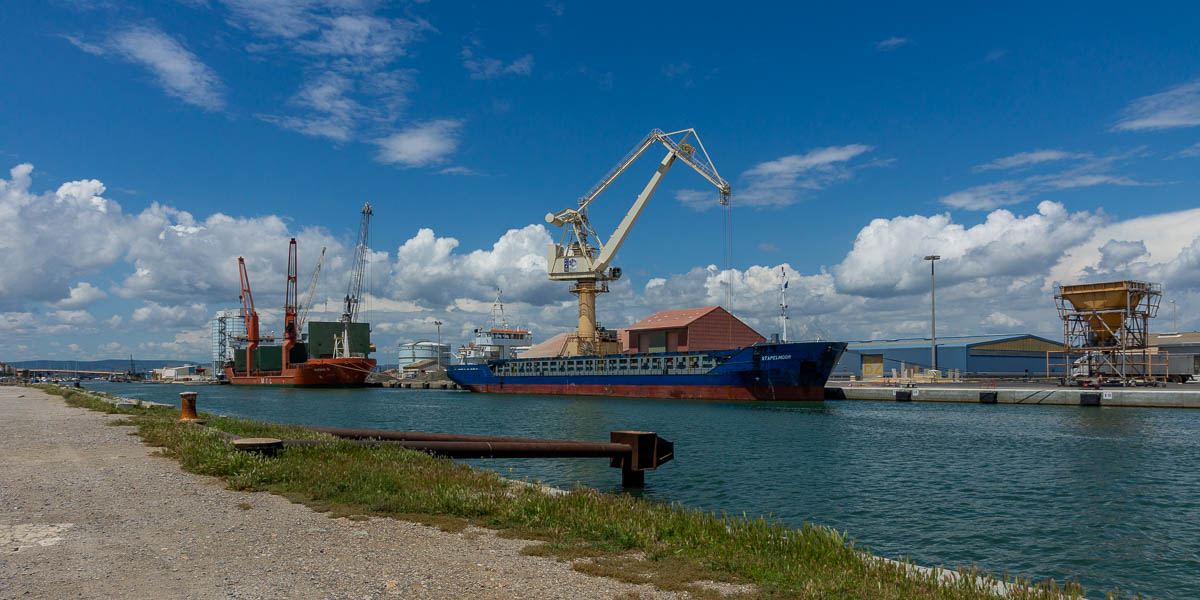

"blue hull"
[447,342,846,401]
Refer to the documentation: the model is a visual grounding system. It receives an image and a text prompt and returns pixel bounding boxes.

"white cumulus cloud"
[680,144,875,210]
[0,164,129,309]
[389,225,560,308]
[131,301,210,328]
[55,282,107,309]
[833,201,1102,297]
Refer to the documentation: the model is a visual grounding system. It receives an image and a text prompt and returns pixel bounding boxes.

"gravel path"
[0,387,690,599]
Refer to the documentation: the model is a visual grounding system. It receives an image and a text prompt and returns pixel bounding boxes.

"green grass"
[35,384,1099,599]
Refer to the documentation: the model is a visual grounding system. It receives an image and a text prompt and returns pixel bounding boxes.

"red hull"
[224,358,377,387]
[463,383,824,402]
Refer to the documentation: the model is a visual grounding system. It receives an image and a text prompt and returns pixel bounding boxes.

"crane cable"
[723,191,734,346]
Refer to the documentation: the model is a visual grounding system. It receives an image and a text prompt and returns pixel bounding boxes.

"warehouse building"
[832,334,1067,378]
[1148,332,1200,354]
[623,306,765,353]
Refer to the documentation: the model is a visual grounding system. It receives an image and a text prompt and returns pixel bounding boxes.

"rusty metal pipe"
[283,438,633,459]
[303,426,611,445]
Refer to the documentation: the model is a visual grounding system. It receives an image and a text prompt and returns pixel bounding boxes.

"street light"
[923,255,941,372]
[1171,300,1177,333]
[434,320,443,371]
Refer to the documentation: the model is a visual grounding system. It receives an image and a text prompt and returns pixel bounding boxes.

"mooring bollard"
[178,391,203,423]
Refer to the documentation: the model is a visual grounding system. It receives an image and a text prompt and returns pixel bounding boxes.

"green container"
[232,343,308,373]
[306,321,372,358]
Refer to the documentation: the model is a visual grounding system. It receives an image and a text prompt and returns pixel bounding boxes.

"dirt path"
[0,386,684,599]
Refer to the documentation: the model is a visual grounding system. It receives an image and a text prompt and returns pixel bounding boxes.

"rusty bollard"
[178,391,204,423]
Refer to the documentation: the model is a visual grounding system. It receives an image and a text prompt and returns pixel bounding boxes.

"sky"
[2,1,1200,364]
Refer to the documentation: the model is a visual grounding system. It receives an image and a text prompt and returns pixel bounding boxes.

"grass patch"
[35,384,1091,599]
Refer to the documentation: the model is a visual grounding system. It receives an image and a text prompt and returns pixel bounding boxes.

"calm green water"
[85,381,1200,598]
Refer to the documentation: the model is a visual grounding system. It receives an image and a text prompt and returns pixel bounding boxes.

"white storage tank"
[398,341,452,369]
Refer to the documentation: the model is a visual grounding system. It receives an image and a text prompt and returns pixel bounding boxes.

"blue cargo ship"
[446,341,846,401]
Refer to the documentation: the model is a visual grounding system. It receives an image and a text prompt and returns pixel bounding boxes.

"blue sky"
[2,1,1200,363]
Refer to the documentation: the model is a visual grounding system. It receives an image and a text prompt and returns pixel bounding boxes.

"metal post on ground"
[178,391,203,423]
[924,255,940,373]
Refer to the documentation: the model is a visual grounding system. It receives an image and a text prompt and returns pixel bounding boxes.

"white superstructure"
[456,290,532,364]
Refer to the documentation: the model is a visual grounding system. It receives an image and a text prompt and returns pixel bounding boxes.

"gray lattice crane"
[333,203,372,358]
[297,246,326,336]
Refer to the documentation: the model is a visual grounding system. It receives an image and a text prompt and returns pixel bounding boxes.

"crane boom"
[283,238,298,343]
[281,238,300,370]
[546,128,731,281]
[341,203,373,324]
[572,128,730,213]
[297,246,326,334]
[237,256,260,374]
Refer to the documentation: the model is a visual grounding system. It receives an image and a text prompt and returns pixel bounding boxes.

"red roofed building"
[623,306,765,354]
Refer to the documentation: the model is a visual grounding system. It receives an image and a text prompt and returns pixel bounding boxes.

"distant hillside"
[7,359,195,372]
[8,359,400,373]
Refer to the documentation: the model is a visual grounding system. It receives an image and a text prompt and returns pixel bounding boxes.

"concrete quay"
[826,382,1200,408]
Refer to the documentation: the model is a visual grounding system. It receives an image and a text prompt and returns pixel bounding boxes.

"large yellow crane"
[545,128,731,356]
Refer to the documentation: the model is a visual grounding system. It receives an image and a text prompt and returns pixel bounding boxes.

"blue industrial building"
[832,334,1067,378]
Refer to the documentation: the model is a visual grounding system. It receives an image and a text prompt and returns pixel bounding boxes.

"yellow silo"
[1057,281,1157,347]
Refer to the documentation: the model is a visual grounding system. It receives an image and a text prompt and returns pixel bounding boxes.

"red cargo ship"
[224,237,376,387]
[224,356,376,387]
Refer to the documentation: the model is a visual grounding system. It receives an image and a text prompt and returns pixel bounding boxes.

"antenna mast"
[779,266,789,343]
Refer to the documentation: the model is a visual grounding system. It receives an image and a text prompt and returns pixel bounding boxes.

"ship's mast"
[779,266,789,343]
[490,288,509,330]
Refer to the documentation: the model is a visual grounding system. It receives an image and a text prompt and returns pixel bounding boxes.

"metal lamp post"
[1171,299,1177,333]
[434,320,443,371]
[924,255,941,372]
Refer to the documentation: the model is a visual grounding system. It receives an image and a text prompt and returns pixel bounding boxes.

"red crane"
[237,256,260,375]
[282,238,299,370]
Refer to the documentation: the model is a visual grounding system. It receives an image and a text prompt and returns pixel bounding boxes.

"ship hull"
[465,382,825,401]
[447,342,845,402]
[224,358,377,387]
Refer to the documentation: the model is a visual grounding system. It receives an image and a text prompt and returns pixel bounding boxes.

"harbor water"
[85,382,1200,598]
